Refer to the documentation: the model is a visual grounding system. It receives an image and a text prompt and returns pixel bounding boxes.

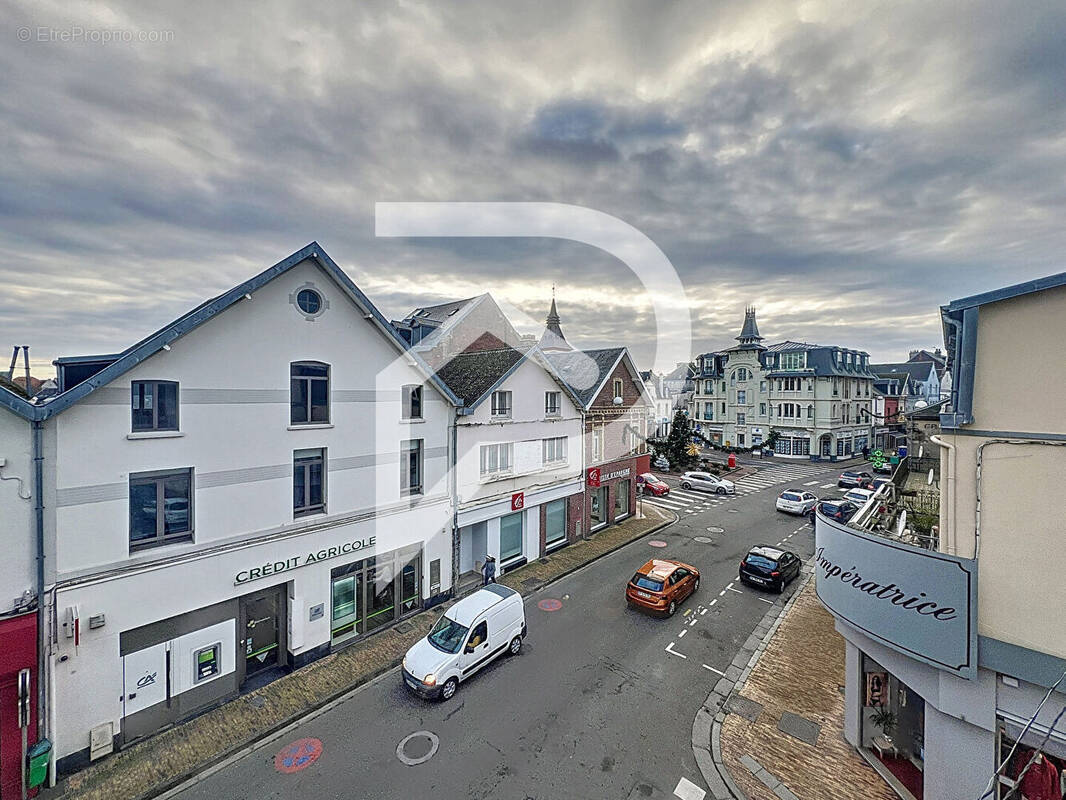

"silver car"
[776,489,818,515]
[679,471,736,495]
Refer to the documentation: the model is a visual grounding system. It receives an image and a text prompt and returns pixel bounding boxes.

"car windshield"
[427,614,469,654]
[641,473,659,483]
[632,573,664,592]
[745,555,778,570]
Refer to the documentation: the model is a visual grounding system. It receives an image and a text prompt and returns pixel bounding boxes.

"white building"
[435,342,585,592]
[16,244,464,774]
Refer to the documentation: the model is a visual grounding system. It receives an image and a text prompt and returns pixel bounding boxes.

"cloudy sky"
[3,0,1065,376]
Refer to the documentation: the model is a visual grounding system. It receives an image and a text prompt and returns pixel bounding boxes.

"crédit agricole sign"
[814,515,977,679]
[235,536,375,585]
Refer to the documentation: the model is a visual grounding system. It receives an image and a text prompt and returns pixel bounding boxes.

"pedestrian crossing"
[644,462,837,514]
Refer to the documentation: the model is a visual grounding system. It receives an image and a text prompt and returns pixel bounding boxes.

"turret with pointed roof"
[539,291,572,352]
[735,306,765,350]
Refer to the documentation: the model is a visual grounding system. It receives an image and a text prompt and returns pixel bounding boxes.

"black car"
[817,499,859,523]
[838,470,873,488]
[738,546,802,593]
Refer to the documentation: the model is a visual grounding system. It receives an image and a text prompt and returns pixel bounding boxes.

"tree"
[663,408,700,470]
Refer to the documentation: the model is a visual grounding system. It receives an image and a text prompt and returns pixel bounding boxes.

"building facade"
[12,245,463,776]
[816,271,1066,800]
[871,361,942,412]
[691,308,875,460]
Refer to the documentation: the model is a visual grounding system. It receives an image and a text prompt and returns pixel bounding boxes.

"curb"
[83,508,679,800]
[691,558,816,800]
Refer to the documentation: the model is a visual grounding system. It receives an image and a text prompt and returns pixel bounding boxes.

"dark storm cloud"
[2,0,1066,375]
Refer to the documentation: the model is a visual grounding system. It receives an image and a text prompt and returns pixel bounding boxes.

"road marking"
[701,664,725,676]
[719,590,726,596]
[671,489,706,501]
[821,483,835,488]
[700,608,707,615]
[674,776,707,800]
[688,618,697,626]
[709,598,718,606]
[678,629,687,638]
[727,586,743,594]
[727,509,738,513]
[803,480,819,485]
[665,642,688,659]
[650,498,686,509]
[758,597,774,604]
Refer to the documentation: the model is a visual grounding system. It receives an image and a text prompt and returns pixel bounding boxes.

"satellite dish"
[613,396,623,405]
[914,400,928,409]
[928,469,934,486]
[897,509,908,535]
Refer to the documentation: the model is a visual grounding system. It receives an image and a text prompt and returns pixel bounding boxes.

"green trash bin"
[27,738,52,789]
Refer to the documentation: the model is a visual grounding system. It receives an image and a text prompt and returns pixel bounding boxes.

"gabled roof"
[943,271,1066,312]
[12,243,461,421]
[870,362,936,383]
[764,340,823,352]
[545,347,653,410]
[406,295,484,325]
[435,345,526,408]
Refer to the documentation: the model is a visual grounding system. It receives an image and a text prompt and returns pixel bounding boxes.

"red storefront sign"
[586,467,601,487]
[511,492,525,511]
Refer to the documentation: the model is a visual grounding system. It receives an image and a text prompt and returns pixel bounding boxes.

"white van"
[401,584,527,701]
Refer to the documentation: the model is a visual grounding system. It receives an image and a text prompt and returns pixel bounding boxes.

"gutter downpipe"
[450,413,459,597]
[929,434,956,557]
[32,419,45,737]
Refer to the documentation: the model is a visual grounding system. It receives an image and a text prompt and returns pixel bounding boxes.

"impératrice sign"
[814,515,977,679]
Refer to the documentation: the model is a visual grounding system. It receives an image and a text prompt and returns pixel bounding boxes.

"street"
[169,462,850,800]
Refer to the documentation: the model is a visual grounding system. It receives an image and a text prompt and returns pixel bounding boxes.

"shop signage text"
[601,467,631,481]
[234,536,376,585]
[814,516,977,679]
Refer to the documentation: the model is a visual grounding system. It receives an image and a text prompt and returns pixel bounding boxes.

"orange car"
[625,558,701,616]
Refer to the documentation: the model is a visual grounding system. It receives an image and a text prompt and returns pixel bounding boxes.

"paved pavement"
[717,584,897,800]
[163,462,848,800]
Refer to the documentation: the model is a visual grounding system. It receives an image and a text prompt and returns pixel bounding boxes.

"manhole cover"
[248,695,266,709]
[396,731,439,766]
[648,540,668,548]
[521,577,540,589]
[537,598,563,612]
[275,738,323,773]
[706,526,724,533]
[693,536,713,543]
[394,622,414,634]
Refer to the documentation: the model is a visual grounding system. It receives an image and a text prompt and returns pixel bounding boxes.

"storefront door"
[590,486,609,529]
[330,565,363,644]
[365,561,396,633]
[241,586,283,681]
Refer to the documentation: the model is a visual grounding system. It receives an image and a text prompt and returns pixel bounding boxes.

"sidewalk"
[54,504,673,800]
[716,583,896,800]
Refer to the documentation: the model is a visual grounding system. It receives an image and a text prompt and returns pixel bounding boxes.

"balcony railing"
[851,458,941,551]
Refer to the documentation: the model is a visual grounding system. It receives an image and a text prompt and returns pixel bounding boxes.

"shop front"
[586,454,649,534]
[0,611,38,800]
[457,480,583,589]
[861,655,926,800]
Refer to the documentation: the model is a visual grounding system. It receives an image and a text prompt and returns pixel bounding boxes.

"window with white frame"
[737,413,746,426]
[479,443,513,476]
[780,352,805,371]
[613,378,623,399]
[491,390,512,417]
[402,384,423,420]
[543,436,567,464]
[759,402,766,416]
[737,389,746,404]
[592,427,604,461]
[704,380,713,393]
[760,380,767,392]
[400,439,423,495]
[544,391,561,415]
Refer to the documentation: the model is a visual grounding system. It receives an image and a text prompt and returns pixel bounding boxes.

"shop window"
[290,361,330,425]
[401,439,423,494]
[996,719,1066,798]
[294,448,326,517]
[500,511,524,562]
[129,468,193,551]
[365,562,396,633]
[401,558,421,613]
[614,481,630,519]
[402,384,423,420]
[131,380,179,432]
[544,498,567,547]
[590,486,608,529]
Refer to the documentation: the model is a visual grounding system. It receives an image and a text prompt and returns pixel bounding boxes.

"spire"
[540,289,572,351]
[735,306,765,348]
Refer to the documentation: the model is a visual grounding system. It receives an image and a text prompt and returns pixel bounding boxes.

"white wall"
[455,357,582,509]
[0,409,34,610]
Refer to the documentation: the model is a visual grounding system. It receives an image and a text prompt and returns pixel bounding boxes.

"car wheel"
[667,600,677,616]
[681,482,691,490]
[508,635,522,656]
[838,481,846,487]
[440,677,458,701]
[775,581,785,594]
[692,578,700,594]
[717,487,726,495]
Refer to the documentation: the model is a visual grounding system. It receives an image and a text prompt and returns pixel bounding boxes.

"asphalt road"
[170,462,851,800]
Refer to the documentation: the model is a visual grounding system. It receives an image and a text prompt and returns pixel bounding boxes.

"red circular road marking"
[275,737,323,774]
[648,540,668,548]
[537,598,563,612]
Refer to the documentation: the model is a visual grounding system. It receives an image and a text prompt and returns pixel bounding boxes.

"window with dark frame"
[293,449,326,517]
[545,391,561,415]
[402,384,423,420]
[131,381,179,432]
[290,362,330,425]
[401,439,423,495]
[129,468,193,550]
[490,391,512,417]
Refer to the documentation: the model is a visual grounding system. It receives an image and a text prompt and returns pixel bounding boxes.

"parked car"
[738,546,802,593]
[402,584,526,701]
[636,473,670,497]
[872,461,895,475]
[626,558,700,617]
[679,472,735,495]
[775,489,818,516]
[871,477,892,492]
[817,499,859,523]
[842,488,875,507]
[837,470,873,488]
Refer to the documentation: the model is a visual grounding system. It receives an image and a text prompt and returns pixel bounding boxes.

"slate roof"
[404,296,483,325]
[545,347,626,408]
[870,362,936,383]
[435,346,525,408]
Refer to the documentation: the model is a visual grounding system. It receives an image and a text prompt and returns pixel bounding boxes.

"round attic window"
[296,289,322,315]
